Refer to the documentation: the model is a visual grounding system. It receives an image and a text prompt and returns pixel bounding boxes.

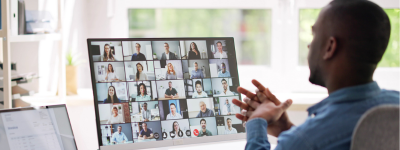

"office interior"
[0,0,398,150]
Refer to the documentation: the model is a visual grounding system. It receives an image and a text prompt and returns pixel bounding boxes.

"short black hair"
[200,119,206,124]
[221,63,225,67]
[142,122,147,126]
[326,0,391,64]
[170,103,176,107]
[143,102,147,106]
[216,41,222,45]
[221,79,227,83]
[195,80,202,87]
[227,118,232,121]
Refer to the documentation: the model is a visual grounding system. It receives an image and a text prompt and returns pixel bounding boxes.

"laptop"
[0,104,78,150]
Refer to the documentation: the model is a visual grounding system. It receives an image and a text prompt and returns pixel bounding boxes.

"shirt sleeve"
[245,118,271,150]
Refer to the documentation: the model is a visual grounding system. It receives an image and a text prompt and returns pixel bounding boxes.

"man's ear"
[323,37,337,60]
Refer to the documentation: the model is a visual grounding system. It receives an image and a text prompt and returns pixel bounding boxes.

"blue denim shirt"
[246,81,399,150]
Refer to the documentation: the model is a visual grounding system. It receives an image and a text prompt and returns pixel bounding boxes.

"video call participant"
[218,63,231,77]
[214,41,227,59]
[224,118,237,134]
[165,63,178,80]
[142,103,151,122]
[188,42,201,59]
[196,101,215,117]
[234,1,400,150]
[161,43,178,60]
[197,119,212,137]
[218,79,234,96]
[131,43,146,61]
[105,64,119,81]
[103,44,115,61]
[136,83,151,101]
[107,106,123,124]
[192,81,208,98]
[139,123,154,140]
[224,99,232,115]
[135,63,148,81]
[166,103,183,119]
[111,126,128,144]
[191,62,204,79]
[103,86,121,103]
[172,121,187,139]
[164,81,179,99]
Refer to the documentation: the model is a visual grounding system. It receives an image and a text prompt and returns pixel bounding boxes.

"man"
[192,80,208,98]
[218,79,234,96]
[196,101,215,117]
[164,81,179,99]
[224,118,237,134]
[197,119,212,137]
[232,0,399,150]
[217,63,231,77]
[111,126,128,144]
[191,62,204,79]
[224,99,232,115]
[131,43,146,61]
[161,43,177,60]
[213,41,227,59]
[139,122,154,140]
[166,103,183,119]
[141,103,151,122]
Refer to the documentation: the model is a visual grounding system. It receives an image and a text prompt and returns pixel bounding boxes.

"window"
[128,9,272,65]
[299,9,400,67]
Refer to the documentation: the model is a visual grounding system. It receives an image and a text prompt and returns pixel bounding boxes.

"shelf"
[8,33,61,42]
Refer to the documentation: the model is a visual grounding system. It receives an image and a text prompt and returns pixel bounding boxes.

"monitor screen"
[0,104,78,150]
[87,38,244,149]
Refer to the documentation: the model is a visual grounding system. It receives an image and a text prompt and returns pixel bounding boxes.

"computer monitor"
[0,104,78,150]
[87,38,244,150]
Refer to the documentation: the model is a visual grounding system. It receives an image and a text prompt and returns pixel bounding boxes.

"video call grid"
[90,39,242,146]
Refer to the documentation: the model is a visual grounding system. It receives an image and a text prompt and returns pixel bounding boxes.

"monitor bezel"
[86,37,244,150]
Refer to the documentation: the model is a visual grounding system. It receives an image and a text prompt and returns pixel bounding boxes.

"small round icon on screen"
[193,129,199,137]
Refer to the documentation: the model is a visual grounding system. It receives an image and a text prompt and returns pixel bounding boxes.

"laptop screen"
[87,38,244,148]
[0,105,77,150]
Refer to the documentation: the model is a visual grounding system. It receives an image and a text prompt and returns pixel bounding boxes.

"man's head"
[194,62,198,70]
[199,101,207,112]
[135,43,141,53]
[164,43,170,53]
[117,126,122,133]
[216,41,223,52]
[143,103,148,111]
[221,63,226,73]
[142,122,147,130]
[195,80,203,93]
[170,103,176,114]
[221,79,228,91]
[307,0,390,87]
[226,99,229,104]
[227,118,232,127]
[168,81,172,88]
[200,119,207,129]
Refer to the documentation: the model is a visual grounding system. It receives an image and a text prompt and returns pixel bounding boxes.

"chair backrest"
[351,104,399,150]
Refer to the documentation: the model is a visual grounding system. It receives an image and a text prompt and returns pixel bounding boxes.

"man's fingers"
[237,87,260,102]
[252,79,267,92]
[265,88,281,105]
[246,110,254,117]
[232,99,249,110]
[279,99,293,111]
[244,97,260,109]
[256,91,268,103]
[235,113,247,121]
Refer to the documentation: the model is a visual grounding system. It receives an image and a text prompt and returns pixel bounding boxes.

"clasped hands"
[232,79,294,137]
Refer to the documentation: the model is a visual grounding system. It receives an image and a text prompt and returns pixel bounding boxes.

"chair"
[351,105,399,150]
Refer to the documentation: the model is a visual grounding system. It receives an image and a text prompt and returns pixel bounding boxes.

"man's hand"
[232,79,294,137]
[144,119,149,122]
[143,135,148,139]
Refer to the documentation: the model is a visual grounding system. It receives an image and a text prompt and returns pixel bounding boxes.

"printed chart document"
[1,109,63,150]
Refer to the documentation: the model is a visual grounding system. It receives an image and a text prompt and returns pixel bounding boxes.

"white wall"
[99,104,112,121]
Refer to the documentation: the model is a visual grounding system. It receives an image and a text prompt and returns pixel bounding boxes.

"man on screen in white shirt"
[214,41,227,59]
[224,118,237,134]
[142,103,151,122]
[111,126,128,144]
[218,78,234,96]
[192,80,208,98]
[166,103,183,119]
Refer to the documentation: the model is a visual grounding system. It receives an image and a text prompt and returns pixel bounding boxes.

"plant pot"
[66,65,78,95]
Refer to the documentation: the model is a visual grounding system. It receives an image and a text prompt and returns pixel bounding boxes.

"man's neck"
[201,109,207,113]
[202,129,206,132]
[172,112,176,116]
[166,51,169,54]
[219,51,223,54]
[197,91,202,95]
[222,70,225,73]
[169,87,172,90]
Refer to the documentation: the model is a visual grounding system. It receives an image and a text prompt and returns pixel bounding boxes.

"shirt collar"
[307,81,381,115]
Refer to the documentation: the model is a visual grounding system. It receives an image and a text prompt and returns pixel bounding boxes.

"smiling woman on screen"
[135,63,148,81]
[103,44,115,61]
[103,86,121,103]
[107,106,123,124]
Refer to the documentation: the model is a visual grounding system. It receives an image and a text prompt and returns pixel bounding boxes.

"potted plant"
[66,50,85,95]
[153,53,157,59]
